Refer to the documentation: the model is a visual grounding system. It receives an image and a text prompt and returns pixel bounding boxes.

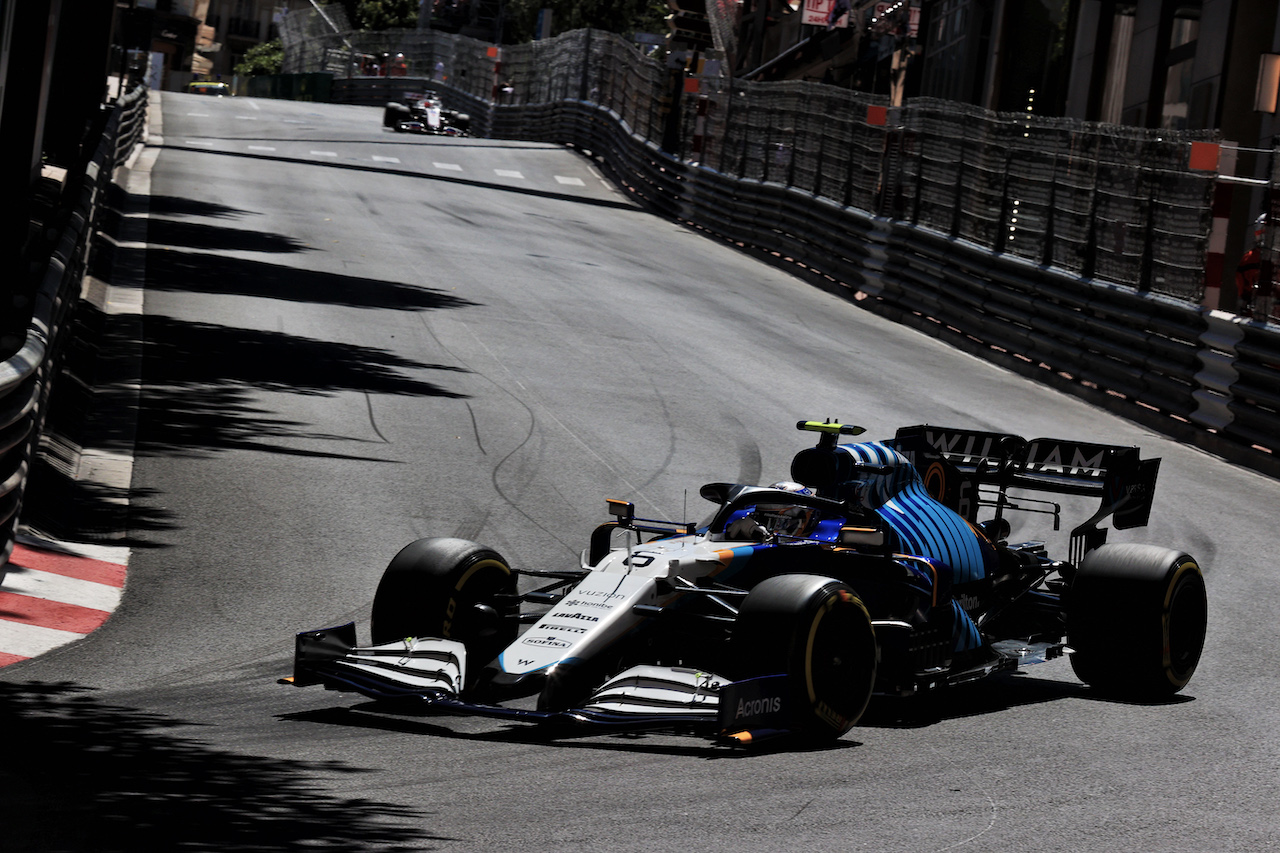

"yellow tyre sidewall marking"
[1162,558,1201,688]
[443,558,510,639]
[804,589,869,733]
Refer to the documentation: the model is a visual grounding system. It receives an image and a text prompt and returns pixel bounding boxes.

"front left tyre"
[383,102,410,129]
[731,574,878,741]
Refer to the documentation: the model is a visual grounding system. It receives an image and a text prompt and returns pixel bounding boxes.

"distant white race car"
[382,91,470,136]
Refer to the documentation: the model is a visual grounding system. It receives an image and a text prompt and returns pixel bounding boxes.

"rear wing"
[892,425,1160,558]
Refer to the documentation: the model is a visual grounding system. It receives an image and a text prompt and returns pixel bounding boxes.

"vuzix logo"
[522,636,570,649]
[735,696,782,719]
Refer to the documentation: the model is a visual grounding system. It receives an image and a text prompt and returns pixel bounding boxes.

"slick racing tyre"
[1067,544,1207,698]
[383,102,410,129]
[371,537,518,676]
[732,575,877,741]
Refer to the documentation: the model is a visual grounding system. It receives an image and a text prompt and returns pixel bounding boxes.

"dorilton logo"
[735,696,782,718]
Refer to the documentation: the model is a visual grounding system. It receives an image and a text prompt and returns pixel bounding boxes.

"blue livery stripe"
[836,441,987,585]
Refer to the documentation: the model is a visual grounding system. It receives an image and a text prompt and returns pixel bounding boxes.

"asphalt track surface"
[2,93,1277,852]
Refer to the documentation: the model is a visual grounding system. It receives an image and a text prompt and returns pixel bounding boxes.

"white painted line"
[372,155,401,164]
[235,115,258,121]
[495,169,525,179]
[3,568,123,612]
[283,119,306,124]
[311,151,338,157]
[246,100,262,110]
[186,112,210,117]
[433,162,463,171]
[185,140,215,147]
[0,620,83,659]
[248,145,276,152]
[555,176,586,186]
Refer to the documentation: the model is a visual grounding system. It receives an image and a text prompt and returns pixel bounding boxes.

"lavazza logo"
[736,696,782,718]
[556,611,599,623]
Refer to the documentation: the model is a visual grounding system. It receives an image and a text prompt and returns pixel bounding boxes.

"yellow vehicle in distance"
[186,80,231,96]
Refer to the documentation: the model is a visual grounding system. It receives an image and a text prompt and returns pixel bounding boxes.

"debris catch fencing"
[283,17,1216,301]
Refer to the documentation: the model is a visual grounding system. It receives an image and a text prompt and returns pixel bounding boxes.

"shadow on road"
[144,248,475,311]
[0,681,439,852]
[279,703,861,760]
[135,314,469,459]
[163,140,640,212]
[22,181,480,543]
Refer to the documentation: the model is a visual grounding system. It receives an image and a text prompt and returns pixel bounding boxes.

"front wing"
[288,624,793,742]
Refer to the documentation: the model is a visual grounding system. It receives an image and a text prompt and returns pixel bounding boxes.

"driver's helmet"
[754,481,818,537]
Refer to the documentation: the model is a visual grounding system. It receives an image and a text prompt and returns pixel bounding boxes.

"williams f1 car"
[288,421,1208,745]
[382,91,470,136]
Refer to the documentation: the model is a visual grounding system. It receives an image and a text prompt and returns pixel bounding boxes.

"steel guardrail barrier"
[0,84,148,576]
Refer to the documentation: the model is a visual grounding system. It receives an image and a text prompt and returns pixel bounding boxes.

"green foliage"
[502,0,668,43]
[354,0,420,29]
[235,39,284,76]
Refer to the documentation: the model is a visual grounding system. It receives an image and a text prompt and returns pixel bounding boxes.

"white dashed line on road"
[495,169,524,179]
[235,115,258,120]
[248,145,276,152]
[311,151,338,157]
[186,112,210,117]
[184,140,214,146]
[433,162,463,171]
[372,155,401,164]
[555,176,586,186]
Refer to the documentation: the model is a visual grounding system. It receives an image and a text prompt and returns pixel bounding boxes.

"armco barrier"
[0,84,148,578]
[335,79,1280,475]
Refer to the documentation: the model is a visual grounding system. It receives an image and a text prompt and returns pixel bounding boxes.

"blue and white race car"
[288,420,1208,745]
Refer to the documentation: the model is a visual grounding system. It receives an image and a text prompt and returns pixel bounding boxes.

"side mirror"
[606,499,635,524]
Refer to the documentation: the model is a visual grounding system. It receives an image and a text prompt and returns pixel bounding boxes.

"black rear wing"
[892,425,1160,540]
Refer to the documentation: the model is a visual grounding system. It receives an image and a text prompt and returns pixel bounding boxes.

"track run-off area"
[1,93,1276,852]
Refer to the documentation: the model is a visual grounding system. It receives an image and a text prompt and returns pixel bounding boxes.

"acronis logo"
[735,696,782,719]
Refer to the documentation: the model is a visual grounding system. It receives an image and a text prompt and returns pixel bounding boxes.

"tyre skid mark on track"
[364,391,390,443]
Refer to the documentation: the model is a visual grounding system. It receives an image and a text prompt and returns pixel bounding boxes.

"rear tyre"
[371,537,518,677]
[1067,544,1207,698]
[732,575,877,741]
